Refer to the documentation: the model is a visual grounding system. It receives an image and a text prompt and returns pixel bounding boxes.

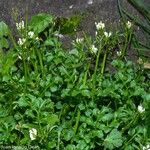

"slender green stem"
[123,133,138,149]
[92,46,102,87]
[22,51,28,90]
[100,51,107,77]
[83,63,90,86]
[74,109,80,134]
[32,48,38,74]
[124,30,132,57]
[57,131,61,150]
[37,111,42,130]
[121,113,139,133]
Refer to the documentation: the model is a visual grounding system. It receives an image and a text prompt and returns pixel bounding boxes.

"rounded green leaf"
[29,13,54,33]
[0,21,9,37]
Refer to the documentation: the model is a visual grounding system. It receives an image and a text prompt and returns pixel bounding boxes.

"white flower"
[143,144,150,150]
[18,38,26,46]
[69,5,73,9]
[95,21,105,30]
[18,55,22,60]
[29,128,37,140]
[104,32,112,38]
[88,0,93,5]
[35,37,39,40]
[95,31,98,36]
[54,33,64,38]
[28,31,34,38]
[117,51,122,56]
[75,38,84,43]
[91,45,98,54]
[138,105,145,113]
[16,21,25,30]
[126,21,132,29]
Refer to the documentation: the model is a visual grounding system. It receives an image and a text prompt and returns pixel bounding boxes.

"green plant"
[48,60,149,150]
[117,0,150,58]
[118,0,150,138]
[0,21,10,51]
[0,12,149,149]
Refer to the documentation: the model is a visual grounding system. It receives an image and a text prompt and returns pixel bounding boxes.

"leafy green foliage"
[29,13,54,33]
[0,21,9,37]
[0,12,149,149]
[117,0,150,56]
[0,21,9,50]
[104,129,123,149]
[55,15,81,34]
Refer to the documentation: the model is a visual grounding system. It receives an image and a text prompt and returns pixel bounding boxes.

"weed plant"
[0,13,150,149]
[117,0,150,58]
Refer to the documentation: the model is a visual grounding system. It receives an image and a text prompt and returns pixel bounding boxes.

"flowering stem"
[122,133,139,149]
[100,51,107,77]
[83,63,90,86]
[92,45,102,87]
[74,109,80,134]
[57,131,61,150]
[22,51,28,89]
[121,30,132,59]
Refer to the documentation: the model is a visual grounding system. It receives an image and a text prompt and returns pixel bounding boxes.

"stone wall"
[0,0,119,33]
[0,0,149,59]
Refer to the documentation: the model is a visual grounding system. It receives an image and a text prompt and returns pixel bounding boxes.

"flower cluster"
[117,51,122,57]
[16,21,25,30]
[28,31,34,38]
[95,21,105,30]
[87,0,93,5]
[75,38,84,43]
[126,21,132,29]
[17,30,38,46]
[29,128,37,140]
[18,38,26,46]
[104,31,112,38]
[143,144,150,150]
[54,33,64,38]
[91,45,98,54]
[138,105,145,113]
[16,20,39,46]
[95,21,112,39]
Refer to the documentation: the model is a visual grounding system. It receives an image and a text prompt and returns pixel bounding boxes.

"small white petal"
[18,38,26,46]
[69,5,73,9]
[91,45,98,54]
[117,51,122,56]
[54,33,64,38]
[104,32,112,38]
[95,31,98,36]
[29,128,37,141]
[75,38,84,43]
[142,145,150,150]
[147,145,150,148]
[36,37,39,40]
[138,105,145,113]
[28,31,34,38]
[18,55,22,60]
[126,21,132,29]
[88,0,93,5]
[95,21,105,30]
[16,20,25,30]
